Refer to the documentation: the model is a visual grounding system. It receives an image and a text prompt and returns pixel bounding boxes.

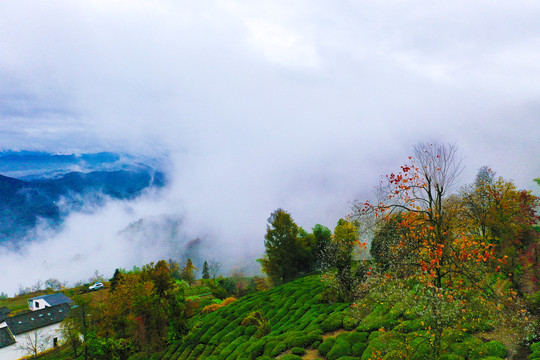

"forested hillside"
[4,143,539,360]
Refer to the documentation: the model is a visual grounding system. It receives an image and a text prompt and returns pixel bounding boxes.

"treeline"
[61,259,269,360]
[258,142,539,358]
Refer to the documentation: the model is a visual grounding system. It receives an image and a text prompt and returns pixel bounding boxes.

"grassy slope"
[156,276,512,360]
[158,276,350,360]
[21,276,525,360]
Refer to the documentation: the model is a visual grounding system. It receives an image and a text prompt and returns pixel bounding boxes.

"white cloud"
[0,0,539,293]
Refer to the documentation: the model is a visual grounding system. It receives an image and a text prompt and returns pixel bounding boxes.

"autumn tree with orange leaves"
[352,143,534,358]
[451,166,540,294]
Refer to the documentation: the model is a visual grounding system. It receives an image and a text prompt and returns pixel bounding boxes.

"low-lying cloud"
[0,1,539,295]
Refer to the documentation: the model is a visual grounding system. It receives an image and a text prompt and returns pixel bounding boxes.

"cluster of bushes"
[159,276,349,360]
[151,275,513,360]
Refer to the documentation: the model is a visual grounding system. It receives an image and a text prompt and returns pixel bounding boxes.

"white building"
[0,294,72,360]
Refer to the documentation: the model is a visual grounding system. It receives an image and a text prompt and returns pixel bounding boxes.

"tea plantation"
[151,275,518,360]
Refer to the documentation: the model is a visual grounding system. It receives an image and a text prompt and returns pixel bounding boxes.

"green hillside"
[157,276,349,360]
[151,275,511,360]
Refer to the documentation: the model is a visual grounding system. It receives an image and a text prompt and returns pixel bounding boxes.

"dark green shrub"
[382,349,408,359]
[368,331,381,341]
[393,319,424,333]
[343,316,359,330]
[531,342,540,352]
[312,341,321,350]
[318,338,336,356]
[291,347,306,356]
[479,357,504,360]
[270,341,288,357]
[255,357,273,360]
[470,341,507,359]
[439,354,465,360]
[360,332,405,360]
[248,341,265,358]
[279,355,302,360]
[335,357,360,360]
[450,337,482,359]
[345,331,368,344]
[200,345,215,358]
[289,333,322,348]
[327,340,352,360]
[351,343,367,357]
[245,325,258,336]
[482,341,507,359]
[356,312,398,332]
[256,320,271,338]
[262,341,278,356]
[442,328,468,343]
[321,314,343,332]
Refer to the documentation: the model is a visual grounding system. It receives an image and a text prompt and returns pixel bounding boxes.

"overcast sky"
[0,1,539,294]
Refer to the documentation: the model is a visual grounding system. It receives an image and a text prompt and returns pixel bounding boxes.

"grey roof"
[4,303,70,335]
[0,307,10,323]
[0,327,16,349]
[28,293,73,306]
[0,307,10,315]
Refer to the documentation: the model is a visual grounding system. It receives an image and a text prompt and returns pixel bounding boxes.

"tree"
[208,260,222,283]
[63,295,93,360]
[88,260,188,359]
[109,269,123,292]
[453,167,540,293]
[142,260,173,297]
[45,278,63,291]
[312,224,332,269]
[180,259,198,287]
[168,259,181,279]
[202,261,210,280]
[321,219,366,301]
[258,209,304,284]
[18,328,51,357]
[351,143,523,357]
[355,142,464,287]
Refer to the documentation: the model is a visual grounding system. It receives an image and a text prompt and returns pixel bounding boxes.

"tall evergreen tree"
[202,261,210,279]
[109,268,123,292]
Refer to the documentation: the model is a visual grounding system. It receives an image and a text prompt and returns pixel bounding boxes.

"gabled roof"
[0,307,10,322]
[28,293,72,306]
[0,327,16,349]
[4,303,70,335]
[0,307,10,316]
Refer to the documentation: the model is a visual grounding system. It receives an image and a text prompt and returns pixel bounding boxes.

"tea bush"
[318,337,336,356]
[326,339,351,360]
[291,347,306,355]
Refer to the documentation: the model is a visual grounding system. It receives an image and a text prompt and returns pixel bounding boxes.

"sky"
[0,1,539,294]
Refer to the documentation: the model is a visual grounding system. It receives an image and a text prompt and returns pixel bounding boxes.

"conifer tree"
[202,261,210,279]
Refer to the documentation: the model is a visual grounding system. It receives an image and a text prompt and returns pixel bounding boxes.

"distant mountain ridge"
[0,151,161,180]
[0,151,166,247]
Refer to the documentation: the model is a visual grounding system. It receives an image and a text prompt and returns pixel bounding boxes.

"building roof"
[0,327,16,349]
[0,307,10,316]
[28,293,73,306]
[4,303,70,335]
[0,307,10,323]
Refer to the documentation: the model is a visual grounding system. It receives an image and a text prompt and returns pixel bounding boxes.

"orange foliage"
[221,297,237,306]
[201,303,224,313]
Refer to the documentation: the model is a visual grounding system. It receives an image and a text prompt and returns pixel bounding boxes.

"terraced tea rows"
[156,276,513,360]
